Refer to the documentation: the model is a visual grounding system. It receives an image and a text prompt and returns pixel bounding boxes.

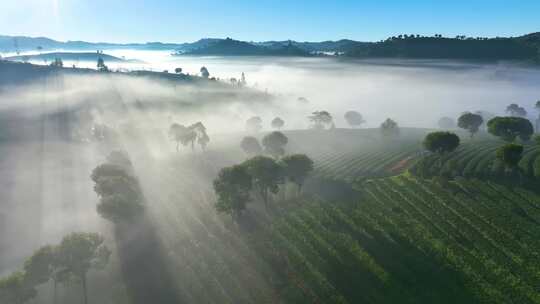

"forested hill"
[179,34,540,61]
[181,38,311,56]
[2,32,540,61]
[345,34,540,61]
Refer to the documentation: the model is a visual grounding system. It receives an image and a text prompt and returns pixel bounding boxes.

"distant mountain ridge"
[1,33,539,61]
[5,52,142,63]
[181,38,311,56]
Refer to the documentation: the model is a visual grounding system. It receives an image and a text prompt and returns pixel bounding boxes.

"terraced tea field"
[412,138,540,179]
[256,176,540,304]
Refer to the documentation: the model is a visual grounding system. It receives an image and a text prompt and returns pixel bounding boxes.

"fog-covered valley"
[1,51,540,303]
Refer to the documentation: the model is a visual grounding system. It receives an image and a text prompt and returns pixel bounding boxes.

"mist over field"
[1,50,540,303]
[1,53,540,270]
[5,50,540,128]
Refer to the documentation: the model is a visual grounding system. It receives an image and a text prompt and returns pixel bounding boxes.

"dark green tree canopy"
[262,131,288,158]
[213,164,252,217]
[487,116,534,142]
[243,156,284,207]
[344,111,365,127]
[57,233,110,279]
[423,132,460,154]
[308,111,333,130]
[0,271,36,304]
[437,117,455,129]
[496,143,524,168]
[505,103,527,117]
[240,136,262,155]
[97,193,144,222]
[91,154,144,223]
[280,154,314,190]
[57,232,110,304]
[380,118,399,136]
[91,163,132,184]
[200,66,210,78]
[271,117,285,130]
[97,57,108,72]
[23,246,55,287]
[457,112,483,137]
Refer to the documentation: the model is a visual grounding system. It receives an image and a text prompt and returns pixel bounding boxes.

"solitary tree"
[271,117,285,130]
[97,58,108,72]
[496,143,524,172]
[246,116,263,133]
[437,117,455,129]
[240,72,247,86]
[240,136,262,155]
[243,156,283,210]
[190,122,210,151]
[344,111,365,128]
[423,132,460,155]
[91,163,144,223]
[505,104,527,117]
[0,272,36,304]
[174,67,182,74]
[200,66,210,78]
[213,164,252,219]
[280,154,314,194]
[308,111,333,130]
[423,132,460,170]
[487,117,534,142]
[57,233,110,304]
[262,131,288,158]
[457,112,483,138]
[380,118,399,136]
[169,123,196,151]
[50,58,63,68]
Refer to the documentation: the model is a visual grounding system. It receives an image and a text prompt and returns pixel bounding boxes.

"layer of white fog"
[1,50,540,277]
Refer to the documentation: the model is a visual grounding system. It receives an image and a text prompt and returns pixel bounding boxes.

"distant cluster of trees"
[240,131,288,158]
[424,100,540,181]
[385,34,493,42]
[350,34,538,60]
[215,130,315,218]
[438,102,537,142]
[0,232,109,304]
[213,153,314,219]
[244,110,400,134]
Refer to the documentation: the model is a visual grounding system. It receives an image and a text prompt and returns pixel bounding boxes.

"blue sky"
[1,0,539,43]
